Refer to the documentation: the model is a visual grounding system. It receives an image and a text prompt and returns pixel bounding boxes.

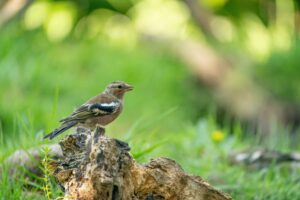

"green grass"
[1,115,300,200]
[128,117,300,200]
[1,24,300,200]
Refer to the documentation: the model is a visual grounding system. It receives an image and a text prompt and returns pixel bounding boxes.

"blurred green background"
[1,0,300,199]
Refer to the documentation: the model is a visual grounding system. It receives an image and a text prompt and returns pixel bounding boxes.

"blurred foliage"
[0,23,211,144]
[16,0,300,106]
[0,0,299,148]
[0,0,299,155]
[255,39,300,104]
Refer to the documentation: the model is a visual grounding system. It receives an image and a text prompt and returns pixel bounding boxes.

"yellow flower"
[212,130,225,142]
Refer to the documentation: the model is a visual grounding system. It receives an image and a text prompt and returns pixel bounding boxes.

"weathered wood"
[229,149,300,169]
[49,127,231,200]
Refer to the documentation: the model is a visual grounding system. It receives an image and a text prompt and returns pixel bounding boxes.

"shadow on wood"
[49,127,231,200]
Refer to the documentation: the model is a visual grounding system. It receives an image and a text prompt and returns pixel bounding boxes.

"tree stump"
[49,127,232,200]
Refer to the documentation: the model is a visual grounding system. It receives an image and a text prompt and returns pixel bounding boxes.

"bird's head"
[105,81,133,98]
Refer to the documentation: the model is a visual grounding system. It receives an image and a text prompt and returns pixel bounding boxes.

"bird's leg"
[95,124,106,136]
[92,125,106,144]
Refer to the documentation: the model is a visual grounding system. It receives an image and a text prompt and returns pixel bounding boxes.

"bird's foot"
[95,125,106,136]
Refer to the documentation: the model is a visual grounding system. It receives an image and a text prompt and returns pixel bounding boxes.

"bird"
[43,81,133,139]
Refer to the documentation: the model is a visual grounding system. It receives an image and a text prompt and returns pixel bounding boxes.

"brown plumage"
[43,81,133,139]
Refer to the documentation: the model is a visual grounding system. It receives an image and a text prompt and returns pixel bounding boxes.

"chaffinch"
[43,81,133,139]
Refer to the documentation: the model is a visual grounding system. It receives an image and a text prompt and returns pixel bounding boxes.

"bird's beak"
[125,84,134,91]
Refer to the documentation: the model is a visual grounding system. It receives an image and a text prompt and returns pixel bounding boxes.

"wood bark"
[48,127,231,200]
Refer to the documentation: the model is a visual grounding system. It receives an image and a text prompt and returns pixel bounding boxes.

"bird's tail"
[43,121,77,140]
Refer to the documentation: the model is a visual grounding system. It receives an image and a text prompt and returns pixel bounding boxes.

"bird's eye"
[117,85,123,89]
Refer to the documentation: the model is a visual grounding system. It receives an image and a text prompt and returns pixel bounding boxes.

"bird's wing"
[59,101,120,123]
